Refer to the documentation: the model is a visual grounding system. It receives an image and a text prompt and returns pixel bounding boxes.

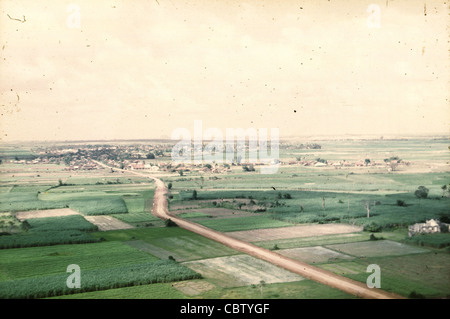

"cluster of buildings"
[286,159,407,169]
[408,219,450,237]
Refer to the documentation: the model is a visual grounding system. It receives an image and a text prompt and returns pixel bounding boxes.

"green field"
[24,215,98,232]
[319,251,450,298]
[0,138,448,299]
[0,241,159,280]
[0,260,200,299]
[194,215,293,232]
[52,282,188,299]
[92,227,239,261]
[197,279,357,299]
[172,187,450,236]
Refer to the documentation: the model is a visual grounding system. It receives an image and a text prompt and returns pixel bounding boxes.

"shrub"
[396,200,406,207]
[369,234,383,241]
[364,222,382,232]
[414,186,429,199]
[408,291,425,299]
[165,219,177,227]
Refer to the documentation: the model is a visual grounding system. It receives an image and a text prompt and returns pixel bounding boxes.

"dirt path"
[93,161,404,299]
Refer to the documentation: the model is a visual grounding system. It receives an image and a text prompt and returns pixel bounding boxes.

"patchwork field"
[277,246,354,264]
[93,227,239,261]
[0,138,448,299]
[325,240,429,258]
[227,224,363,242]
[182,254,304,288]
[84,216,134,231]
[174,207,255,219]
[194,215,293,232]
[15,208,81,221]
[319,251,450,298]
[171,279,216,296]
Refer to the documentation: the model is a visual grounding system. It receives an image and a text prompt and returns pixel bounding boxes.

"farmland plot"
[227,224,363,242]
[183,255,304,288]
[174,207,254,219]
[15,208,80,221]
[124,235,239,261]
[84,215,134,231]
[278,246,354,264]
[325,240,429,257]
[171,279,216,296]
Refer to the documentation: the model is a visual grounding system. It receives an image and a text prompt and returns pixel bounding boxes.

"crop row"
[0,215,101,249]
[23,215,98,232]
[0,230,100,249]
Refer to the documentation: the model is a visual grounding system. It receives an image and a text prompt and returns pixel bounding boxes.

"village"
[2,142,408,175]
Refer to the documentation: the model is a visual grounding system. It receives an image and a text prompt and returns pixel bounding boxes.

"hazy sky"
[0,0,448,141]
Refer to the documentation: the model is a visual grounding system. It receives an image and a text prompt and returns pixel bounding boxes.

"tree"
[364,200,371,218]
[441,184,448,197]
[168,182,172,190]
[364,159,371,166]
[192,190,198,200]
[242,164,255,172]
[146,152,155,159]
[259,280,266,298]
[165,219,177,227]
[414,186,429,199]
[388,161,398,172]
[396,199,406,207]
[64,156,72,166]
[194,176,204,189]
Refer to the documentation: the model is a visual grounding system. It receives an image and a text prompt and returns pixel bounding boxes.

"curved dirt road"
[94,161,404,299]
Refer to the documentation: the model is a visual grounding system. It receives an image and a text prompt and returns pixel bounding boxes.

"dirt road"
[93,161,404,299]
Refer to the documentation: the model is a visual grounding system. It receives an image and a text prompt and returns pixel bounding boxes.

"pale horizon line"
[1,131,448,145]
